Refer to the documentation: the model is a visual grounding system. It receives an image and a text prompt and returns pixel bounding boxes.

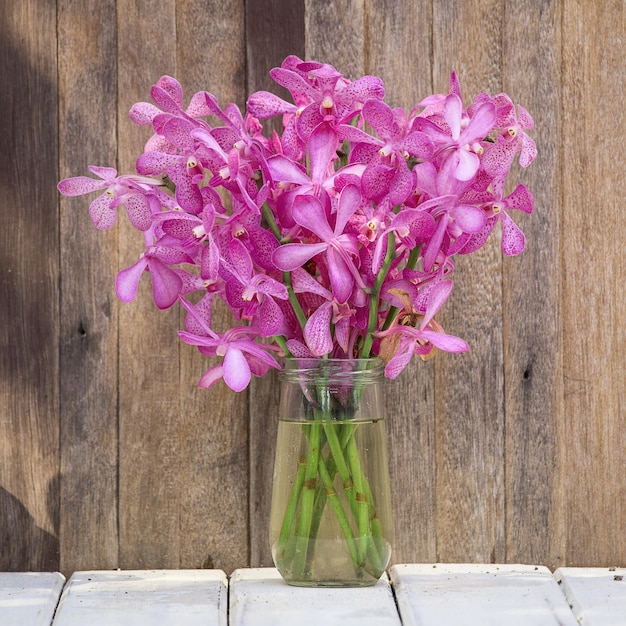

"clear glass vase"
[269,358,393,587]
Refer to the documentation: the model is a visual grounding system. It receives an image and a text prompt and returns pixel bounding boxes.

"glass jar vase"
[269,358,393,587]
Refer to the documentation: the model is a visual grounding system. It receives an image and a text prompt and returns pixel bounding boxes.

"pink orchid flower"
[272,184,364,303]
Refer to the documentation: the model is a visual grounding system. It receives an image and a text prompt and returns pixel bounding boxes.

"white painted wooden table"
[555,567,626,626]
[1,566,625,625]
[0,572,65,626]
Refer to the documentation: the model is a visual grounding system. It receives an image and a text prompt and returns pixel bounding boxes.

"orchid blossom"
[58,57,536,391]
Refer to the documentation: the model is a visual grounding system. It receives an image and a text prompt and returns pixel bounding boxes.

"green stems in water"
[275,420,385,582]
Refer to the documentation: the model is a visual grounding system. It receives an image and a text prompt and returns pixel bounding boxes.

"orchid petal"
[259,295,284,337]
[292,195,334,240]
[115,257,148,303]
[308,123,337,184]
[247,91,296,118]
[335,184,361,235]
[421,280,453,327]
[304,302,333,356]
[385,349,414,379]
[462,100,496,142]
[454,149,480,181]
[124,193,153,231]
[266,154,310,185]
[500,211,526,256]
[272,242,328,272]
[89,194,117,230]
[58,176,108,196]
[419,328,469,353]
[199,364,225,389]
[223,347,251,392]
[146,257,183,309]
[452,203,487,233]
[327,248,354,304]
[444,94,463,139]
[363,99,394,139]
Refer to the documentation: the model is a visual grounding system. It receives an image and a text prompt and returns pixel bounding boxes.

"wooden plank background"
[1,0,624,575]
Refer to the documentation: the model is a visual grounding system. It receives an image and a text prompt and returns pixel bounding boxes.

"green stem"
[275,457,306,563]
[317,456,360,572]
[361,231,396,359]
[291,422,322,579]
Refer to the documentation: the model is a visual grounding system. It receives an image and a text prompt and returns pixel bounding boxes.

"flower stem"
[291,422,322,579]
[361,231,396,359]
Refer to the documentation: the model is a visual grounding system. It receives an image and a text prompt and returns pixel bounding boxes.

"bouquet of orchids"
[58,56,536,392]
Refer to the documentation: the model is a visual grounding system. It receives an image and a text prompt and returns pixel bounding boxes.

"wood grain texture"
[501,0,564,568]
[1,0,625,574]
[560,0,626,566]
[57,0,120,574]
[305,0,364,78]
[0,0,60,571]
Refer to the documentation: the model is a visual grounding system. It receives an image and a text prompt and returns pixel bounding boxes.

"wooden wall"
[1,0,624,575]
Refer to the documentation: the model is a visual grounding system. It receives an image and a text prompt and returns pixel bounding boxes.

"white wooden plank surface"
[390,563,579,626]
[0,572,65,626]
[229,567,401,626]
[51,569,227,626]
[554,567,626,625]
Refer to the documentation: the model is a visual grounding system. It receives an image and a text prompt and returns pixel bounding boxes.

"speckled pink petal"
[170,168,203,214]
[269,67,316,100]
[154,76,184,109]
[500,211,526,256]
[227,239,253,280]
[57,176,108,196]
[304,302,333,356]
[363,99,393,139]
[505,184,534,214]
[129,101,161,125]
[517,105,534,130]
[482,136,517,176]
[258,296,284,337]
[89,194,117,229]
[389,164,415,205]
[341,75,385,103]
[247,91,296,119]
[185,91,215,118]
[162,117,196,151]
[135,151,180,175]
[296,103,324,142]
[519,133,537,168]
[123,193,152,231]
